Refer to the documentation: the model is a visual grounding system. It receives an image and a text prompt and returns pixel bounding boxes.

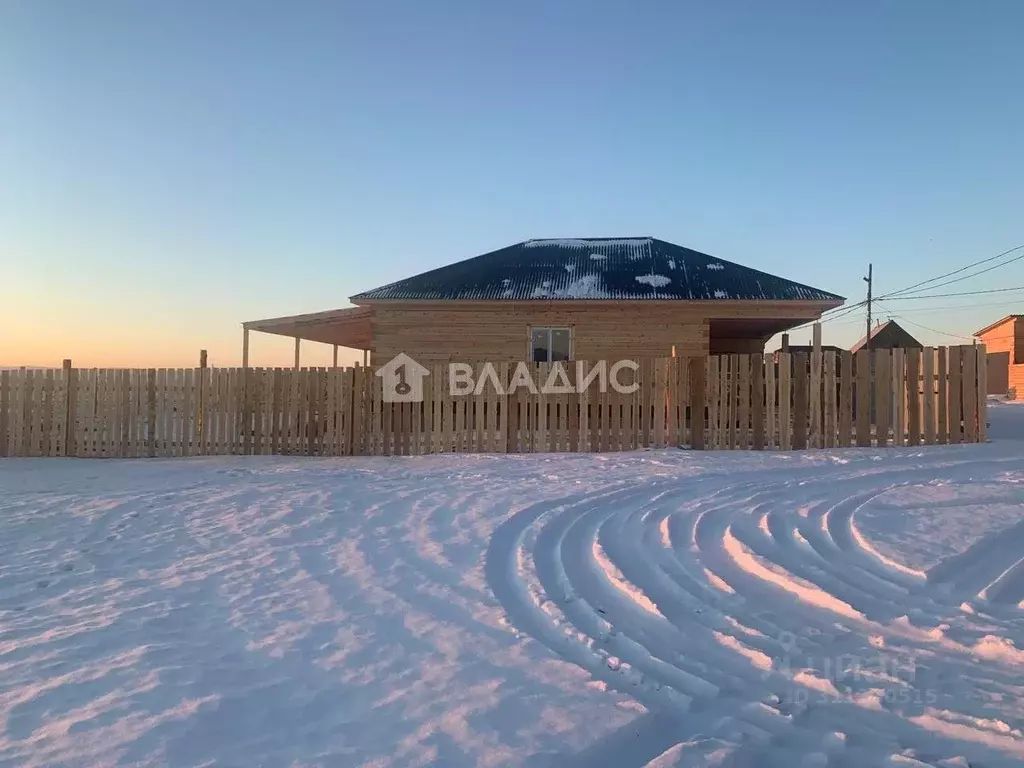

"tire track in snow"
[486,459,1024,767]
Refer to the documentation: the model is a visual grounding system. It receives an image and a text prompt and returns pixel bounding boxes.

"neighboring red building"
[975,315,1024,396]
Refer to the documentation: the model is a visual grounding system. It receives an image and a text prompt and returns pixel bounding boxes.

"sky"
[2,0,1023,367]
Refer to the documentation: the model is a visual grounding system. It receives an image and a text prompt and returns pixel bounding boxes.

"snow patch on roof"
[524,238,651,249]
[714,289,729,299]
[706,262,725,271]
[589,253,606,261]
[530,274,606,299]
[565,264,576,273]
[635,274,672,288]
[560,274,605,298]
[668,259,676,269]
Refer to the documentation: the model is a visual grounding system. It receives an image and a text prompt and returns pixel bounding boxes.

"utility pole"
[864,263,873,351]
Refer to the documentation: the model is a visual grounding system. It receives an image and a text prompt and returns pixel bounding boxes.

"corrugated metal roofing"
[350,237,845,303]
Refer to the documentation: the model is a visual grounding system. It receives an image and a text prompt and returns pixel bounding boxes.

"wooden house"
[974,315,1024,395]
[850,320,922,354]
[242,237,844,366]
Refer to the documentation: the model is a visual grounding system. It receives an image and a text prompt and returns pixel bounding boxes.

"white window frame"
[529,326,572,362]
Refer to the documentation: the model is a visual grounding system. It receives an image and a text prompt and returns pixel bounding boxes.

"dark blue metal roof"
[350,237,845,303]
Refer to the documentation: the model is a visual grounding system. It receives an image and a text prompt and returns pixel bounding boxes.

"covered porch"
[707,317,814,355]
[242,306,373,368]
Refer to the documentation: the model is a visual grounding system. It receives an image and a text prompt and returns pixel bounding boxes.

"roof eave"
[351,296,845,306]
[974,314,1021,337]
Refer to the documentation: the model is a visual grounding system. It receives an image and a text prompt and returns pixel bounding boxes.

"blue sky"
[2,0,1022,366]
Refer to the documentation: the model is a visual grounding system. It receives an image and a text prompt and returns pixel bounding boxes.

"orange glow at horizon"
[1,324,364,369]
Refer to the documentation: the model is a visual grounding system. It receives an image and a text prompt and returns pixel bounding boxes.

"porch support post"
[332,344,339,368]
[294,337,301,369]
[242,327,250,368]
[362,349,368,367]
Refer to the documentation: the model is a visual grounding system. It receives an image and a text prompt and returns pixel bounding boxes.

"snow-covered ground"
[2,403,1024,767]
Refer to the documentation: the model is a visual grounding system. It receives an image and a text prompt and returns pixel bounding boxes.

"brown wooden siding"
[371,303,709,364]
[1010,364,1024,396]
[367,300,830,365]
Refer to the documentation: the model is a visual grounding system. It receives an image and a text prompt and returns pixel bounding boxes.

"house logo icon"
[377,353,430,402]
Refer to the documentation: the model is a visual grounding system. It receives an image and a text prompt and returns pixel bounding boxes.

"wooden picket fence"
[0,345,987,458]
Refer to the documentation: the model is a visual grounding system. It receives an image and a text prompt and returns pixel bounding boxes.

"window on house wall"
[530,327,571,362]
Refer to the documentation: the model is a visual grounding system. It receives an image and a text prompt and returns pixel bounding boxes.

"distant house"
[850,320,922,354]
[974,315,1024,395]
[774,344,846,362]
[243,237,844,366]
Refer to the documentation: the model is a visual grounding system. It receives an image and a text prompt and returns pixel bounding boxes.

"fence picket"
[977,345,987,443]
[792,353,808,450]
[892,349,906,448]
[906,347,921,446]
[962,346,978,444]
[778,353,792,451]
[839,351,853,448]
[855,350,870,447]
[810,346,822,448]
[751,355,764,450]
[948,346,962,444]
[824,351,837,448]
[936,348,948,445]
[922,348,936,445]
[737,354,750,449]
[764,354,776,449]
[874,351,891,447]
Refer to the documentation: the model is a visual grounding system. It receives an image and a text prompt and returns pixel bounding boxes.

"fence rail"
[0,345,987,458]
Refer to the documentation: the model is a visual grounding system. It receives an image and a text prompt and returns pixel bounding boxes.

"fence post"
[147,368,157,457]
[811,323,822,448]
[198,350,208,455]
[977,343,987,442]
[63,359,76,457]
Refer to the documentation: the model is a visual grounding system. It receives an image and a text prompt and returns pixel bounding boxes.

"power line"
[879,313,976,342]
[874,300,984,343]
[781,243,1024,340]
[882,284,1024,301]
[869,297,1024,315]
[785,300,867,334]
[878,243,1024,300]
[784,279,1022,332]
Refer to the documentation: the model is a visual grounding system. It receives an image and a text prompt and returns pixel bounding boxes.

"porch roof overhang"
[243,306,373,349]
[708,316,826,340]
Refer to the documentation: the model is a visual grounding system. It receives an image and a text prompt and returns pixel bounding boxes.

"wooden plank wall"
[0,346,989,458]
